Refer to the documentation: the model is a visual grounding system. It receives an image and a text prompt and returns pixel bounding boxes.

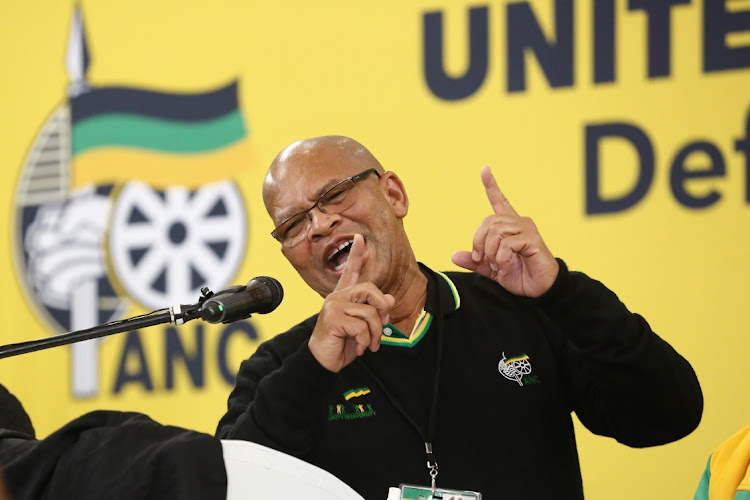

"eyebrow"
[275,176,346,222]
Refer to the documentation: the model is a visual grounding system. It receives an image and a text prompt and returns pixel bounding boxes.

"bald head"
[263,136,384,218]
[261,135,415,298]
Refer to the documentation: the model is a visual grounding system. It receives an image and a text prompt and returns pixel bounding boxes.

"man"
[216,135,703,499]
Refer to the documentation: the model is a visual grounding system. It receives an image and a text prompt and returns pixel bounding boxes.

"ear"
[381,172,408,219]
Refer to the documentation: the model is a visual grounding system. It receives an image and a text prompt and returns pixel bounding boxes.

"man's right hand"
[308,234,396,373]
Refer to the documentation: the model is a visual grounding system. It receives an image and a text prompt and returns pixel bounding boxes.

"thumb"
[381,293,396,325]
[451,251,480,272]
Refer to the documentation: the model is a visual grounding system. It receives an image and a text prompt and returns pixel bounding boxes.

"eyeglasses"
[271,168,381,247]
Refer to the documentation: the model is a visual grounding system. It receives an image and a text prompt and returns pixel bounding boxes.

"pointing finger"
[335,233,365,291]
[481,166,518,217]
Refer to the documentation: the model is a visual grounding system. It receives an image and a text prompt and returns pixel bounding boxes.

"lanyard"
[357,308,446,491]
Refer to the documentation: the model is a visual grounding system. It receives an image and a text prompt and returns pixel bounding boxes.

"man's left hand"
[451,166,559,298]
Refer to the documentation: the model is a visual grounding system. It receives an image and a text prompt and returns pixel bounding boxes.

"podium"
[221,440,365,499]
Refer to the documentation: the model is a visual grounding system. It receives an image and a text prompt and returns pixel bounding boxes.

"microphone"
[198,276,284,324]
[0,276,284,360]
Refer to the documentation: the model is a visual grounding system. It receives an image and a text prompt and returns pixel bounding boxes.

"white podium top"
[221,439,366,500]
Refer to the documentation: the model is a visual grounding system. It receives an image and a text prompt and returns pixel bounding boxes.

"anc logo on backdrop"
[11,7,253,399]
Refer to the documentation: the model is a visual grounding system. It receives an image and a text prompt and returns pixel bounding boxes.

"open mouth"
[327,239,354,272]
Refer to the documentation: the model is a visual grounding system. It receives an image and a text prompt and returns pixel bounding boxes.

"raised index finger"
[481,165,518,216]
[335,233,365,290]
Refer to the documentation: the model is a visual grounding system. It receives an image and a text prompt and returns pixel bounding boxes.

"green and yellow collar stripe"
[380,310,433,347]
[435,271,460,310]
[379,270,460,347]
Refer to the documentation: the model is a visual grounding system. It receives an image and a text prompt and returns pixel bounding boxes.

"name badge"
[398,484,482,500]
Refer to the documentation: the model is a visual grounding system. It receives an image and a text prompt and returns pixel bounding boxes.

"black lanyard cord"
[357,311,445,485]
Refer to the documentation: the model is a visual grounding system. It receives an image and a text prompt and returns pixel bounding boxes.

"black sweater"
[216,260,703,499]
[1,411,226,500]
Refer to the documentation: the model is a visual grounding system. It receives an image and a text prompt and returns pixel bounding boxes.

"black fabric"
[0,384,34,438]
[216,260,703,499]
[0,410,227,500]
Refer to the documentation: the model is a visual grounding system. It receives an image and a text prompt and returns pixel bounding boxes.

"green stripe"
[401,486,431,499]
[72,109,246,154]
[401,486,478,499]
[380,315,432,347]
[343,387,369,398]
[381,323,409,339]
[693,455,710,500]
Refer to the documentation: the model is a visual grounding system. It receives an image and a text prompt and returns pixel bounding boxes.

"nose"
[307,208,342,240]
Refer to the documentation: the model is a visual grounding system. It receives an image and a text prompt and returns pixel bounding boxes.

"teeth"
[328,240,354,272]
[328,240,354,262]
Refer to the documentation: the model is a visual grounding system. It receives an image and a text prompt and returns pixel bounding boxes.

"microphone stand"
[0,288,213,360]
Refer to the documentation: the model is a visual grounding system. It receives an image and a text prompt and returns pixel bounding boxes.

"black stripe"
[70,81,239,123]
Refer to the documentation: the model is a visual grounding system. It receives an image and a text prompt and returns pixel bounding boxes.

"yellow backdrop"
[1,1,749,498]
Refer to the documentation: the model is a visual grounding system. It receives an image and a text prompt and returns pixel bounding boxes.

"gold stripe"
[344,389,371,400]
[380,309,425,342]
[505,355,529,364]
[435,271,460,309]
[72,139,255,189]
[380,336,413,346]
[411,310,427,336]
[380,312,432,347]
[379,272,458,347]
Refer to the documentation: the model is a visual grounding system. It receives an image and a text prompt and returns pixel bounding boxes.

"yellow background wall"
[2,1,749,498]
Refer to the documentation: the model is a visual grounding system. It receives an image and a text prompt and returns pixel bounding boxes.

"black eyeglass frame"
[270,168,381,244]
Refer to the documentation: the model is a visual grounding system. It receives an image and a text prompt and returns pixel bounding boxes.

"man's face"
[264,142,405,297]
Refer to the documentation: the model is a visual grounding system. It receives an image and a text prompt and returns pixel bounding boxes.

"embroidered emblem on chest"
[498,352,539,386]
[328,387,377,421]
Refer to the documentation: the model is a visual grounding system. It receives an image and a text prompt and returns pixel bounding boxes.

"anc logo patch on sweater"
[328,387,377,421]
[498,352,541,387]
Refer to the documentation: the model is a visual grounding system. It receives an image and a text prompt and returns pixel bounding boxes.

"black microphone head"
[198,276,284,324]
[247,276,284,314]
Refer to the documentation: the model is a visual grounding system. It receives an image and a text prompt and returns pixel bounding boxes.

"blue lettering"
[736,109,750,203]
[585,122,655,214]
[670,141,726,208]
[704,0,750,72]
[113,330,153,393]
[628,0,690,78]
[507,0,574,92]
[585,105,750,213]
[423,7,489,100]
[593,0,616,83]
[165,325,205,389]
[217,321,258,385]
